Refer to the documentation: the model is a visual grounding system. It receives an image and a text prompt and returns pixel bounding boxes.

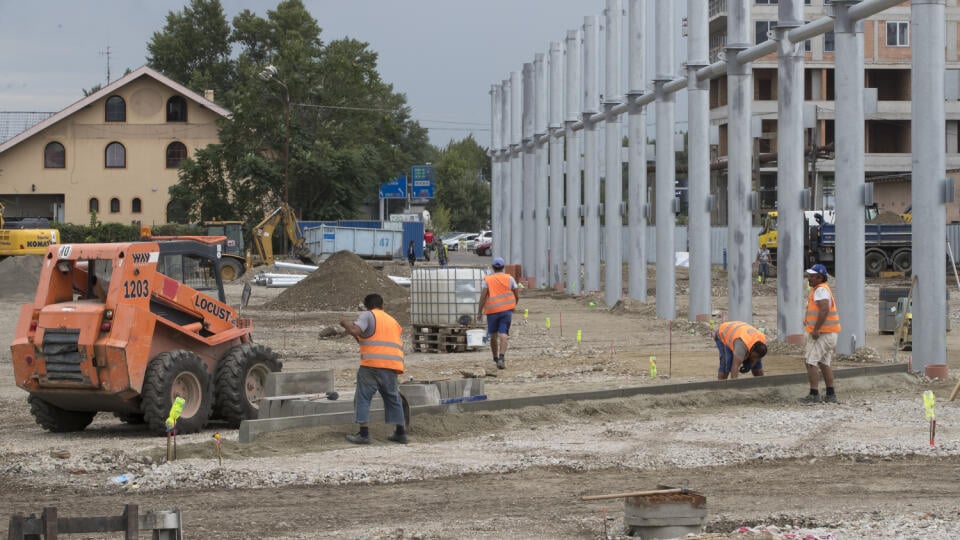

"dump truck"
[0,201,59,259]
[9,237,280,435]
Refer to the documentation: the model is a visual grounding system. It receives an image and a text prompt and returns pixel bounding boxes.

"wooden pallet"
[412,325,476,353]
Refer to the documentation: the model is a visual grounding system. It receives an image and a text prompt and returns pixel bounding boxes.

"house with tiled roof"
[0,65,229,226]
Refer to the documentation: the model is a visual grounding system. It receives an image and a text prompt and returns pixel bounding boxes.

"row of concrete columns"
[489,0,947,373]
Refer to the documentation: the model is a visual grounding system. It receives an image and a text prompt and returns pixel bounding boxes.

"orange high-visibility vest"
[358,309,404,373]
[717,321,767,352]
[805,283,841,334]
[483,273,517,315]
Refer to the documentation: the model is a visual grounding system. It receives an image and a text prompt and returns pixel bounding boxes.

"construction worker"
[477,257,519,370]
[339,293,408,444]
[714,321,768,380]
[800,263,841,404]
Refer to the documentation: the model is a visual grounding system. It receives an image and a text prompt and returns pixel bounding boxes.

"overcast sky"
[0,0,685,147]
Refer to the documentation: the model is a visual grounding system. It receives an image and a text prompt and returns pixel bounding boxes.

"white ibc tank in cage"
[410,267,484,326]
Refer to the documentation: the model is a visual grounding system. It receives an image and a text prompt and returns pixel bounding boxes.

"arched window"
[166,141,188,168]
[105,96,126,122]
[110,198,120,213]
[132,197,142,213]
[105,142,125,168]
[166,96,187,122]
[89,198,100,213]
[44,142,65,168]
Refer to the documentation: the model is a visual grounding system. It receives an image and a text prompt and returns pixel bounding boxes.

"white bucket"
[466,329,486,347]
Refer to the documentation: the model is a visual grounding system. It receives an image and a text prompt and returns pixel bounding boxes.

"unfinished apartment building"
[708,0,960,223]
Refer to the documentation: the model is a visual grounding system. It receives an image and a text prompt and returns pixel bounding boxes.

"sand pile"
[0,255,43,299]
[264,251,409,316]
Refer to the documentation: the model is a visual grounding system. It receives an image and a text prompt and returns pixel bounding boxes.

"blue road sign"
[379,176,407,199]
[410,164,435,198]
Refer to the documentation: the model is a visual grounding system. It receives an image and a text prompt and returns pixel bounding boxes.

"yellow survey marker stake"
[576,329,582,343]
[649,356,657,378]
[545,317,551,329]
[923,390,936,446]
[165,396,186,430]
[524,308,529,319]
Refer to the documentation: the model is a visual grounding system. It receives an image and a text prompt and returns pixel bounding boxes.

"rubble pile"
[0,255,43,299]
[264,250,409,318]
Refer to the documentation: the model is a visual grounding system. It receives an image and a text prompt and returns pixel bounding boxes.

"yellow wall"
[0,76,222,226]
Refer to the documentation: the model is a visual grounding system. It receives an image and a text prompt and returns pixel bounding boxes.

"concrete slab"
[264,371,334,397]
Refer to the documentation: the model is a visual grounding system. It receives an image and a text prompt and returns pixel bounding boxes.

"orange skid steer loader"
[10,238,280,435]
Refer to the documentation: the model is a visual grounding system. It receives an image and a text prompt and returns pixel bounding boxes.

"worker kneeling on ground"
[714,321,768,380]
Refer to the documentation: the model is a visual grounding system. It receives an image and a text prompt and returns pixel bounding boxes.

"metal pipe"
[565,29,583,295]
[274,261,318,272]
[583,15,602,292]
[548,41,565,288]
[911,0,948,372]
[726,0,753,323]
[654,0,676,319]
[776,0,806,341]
[627,0,647,301]
[603,0,623,307]
[534,53,550,287]
[686,0,710,321]
[833,1,866,355]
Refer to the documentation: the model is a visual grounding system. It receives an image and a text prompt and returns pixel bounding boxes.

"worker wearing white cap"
[477,257,519,369]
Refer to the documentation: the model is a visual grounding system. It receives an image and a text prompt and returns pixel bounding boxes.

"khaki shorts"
[804,332,838,366]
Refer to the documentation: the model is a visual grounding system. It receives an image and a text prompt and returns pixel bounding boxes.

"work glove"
[738,362,752,374]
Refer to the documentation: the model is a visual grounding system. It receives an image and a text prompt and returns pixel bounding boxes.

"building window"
[166,141,188,168]
[132,197,142,213]
[887,21,909,47]
[105,96,126,122]
[105,142,126,168]
[110,197,120,213]
[44,142,65,168]
[755,20,774,45]
[824,31,835,52]
[89,198,99,213]
[166,96,187,122]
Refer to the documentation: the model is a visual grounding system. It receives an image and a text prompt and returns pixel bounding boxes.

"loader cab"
[153,240,227,302]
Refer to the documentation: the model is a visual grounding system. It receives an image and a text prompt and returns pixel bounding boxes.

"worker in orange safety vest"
[477,257,519,370]
[714,321,768,380]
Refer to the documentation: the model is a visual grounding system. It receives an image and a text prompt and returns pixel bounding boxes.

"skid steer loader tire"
[141,350,214,435]
[28,395,96,433]
[214,343,281,427]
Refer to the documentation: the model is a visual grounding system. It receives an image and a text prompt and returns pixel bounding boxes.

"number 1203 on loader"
[9,238,280,435]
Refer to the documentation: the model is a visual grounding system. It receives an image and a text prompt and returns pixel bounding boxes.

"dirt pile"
[0,255,43,299]
[264,251,409,317]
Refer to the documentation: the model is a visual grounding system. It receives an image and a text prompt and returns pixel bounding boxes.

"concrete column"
[522,63,536,279]
[654,0,676,319]
[604,0,624,307]
[911,0,948,372]
[534,54,550,287]
[776,0,806,342]
[627,0,648,301]
[686,0,711,321]
[510,70,523,267]
[499,79,512,261]
[565,29,584,295]
[490,84,502,260]
[549,41,565,288]
[833,1,866,354]
[726,0,753,323]
[583,15,602,292]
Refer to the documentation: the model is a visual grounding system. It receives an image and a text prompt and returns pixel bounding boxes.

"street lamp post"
[259,65,290,205]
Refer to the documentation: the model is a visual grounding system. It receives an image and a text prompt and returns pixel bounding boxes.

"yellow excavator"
[0,201,59,259]
[247,203,316,270]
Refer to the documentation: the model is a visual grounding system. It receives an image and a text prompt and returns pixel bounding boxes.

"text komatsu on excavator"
[9,237,280,435]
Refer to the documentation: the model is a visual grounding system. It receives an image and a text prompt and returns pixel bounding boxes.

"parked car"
[443,233,471,251]
[475,240,492,256]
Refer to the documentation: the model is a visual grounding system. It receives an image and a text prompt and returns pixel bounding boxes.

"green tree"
[156,0,432,224]
[147,0,234,102]
[431,136,491,231]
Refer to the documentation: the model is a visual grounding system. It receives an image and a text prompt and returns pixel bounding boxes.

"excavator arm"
[250,204,316,266]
